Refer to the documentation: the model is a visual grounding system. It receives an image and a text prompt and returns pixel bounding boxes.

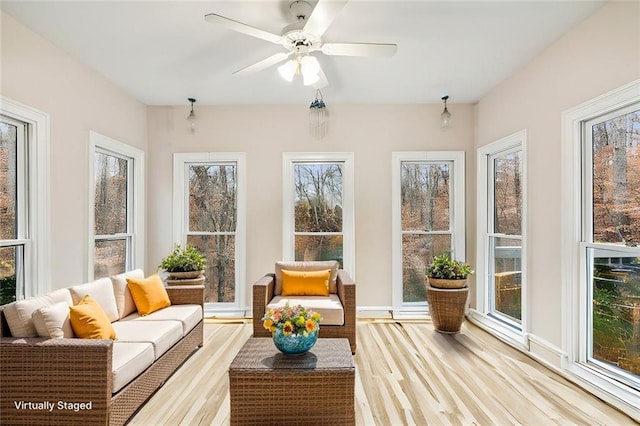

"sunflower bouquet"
[262,303,322,337]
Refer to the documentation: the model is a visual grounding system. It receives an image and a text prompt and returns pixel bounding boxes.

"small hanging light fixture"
[309,90,327,139]
[440,95,451,128]
[187,98,197,132]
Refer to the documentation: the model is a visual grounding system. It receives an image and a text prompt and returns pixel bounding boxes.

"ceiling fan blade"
[321,43,397,57]
[204,13,282,44]
[233,52,293,76]
[303,0,348,37]
[313,66,329,90]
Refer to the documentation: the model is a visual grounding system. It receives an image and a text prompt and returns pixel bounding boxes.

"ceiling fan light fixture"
[278,59,298,82]
[300,55,320,86]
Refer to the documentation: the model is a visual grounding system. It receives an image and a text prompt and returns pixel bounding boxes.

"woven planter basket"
[426,282,469,334]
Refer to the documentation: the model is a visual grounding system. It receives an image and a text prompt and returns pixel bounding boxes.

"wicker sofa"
[0,270,204,425]
[252,260,356,353]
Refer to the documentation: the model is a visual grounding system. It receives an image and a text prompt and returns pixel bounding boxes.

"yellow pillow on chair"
[281,269,330,296]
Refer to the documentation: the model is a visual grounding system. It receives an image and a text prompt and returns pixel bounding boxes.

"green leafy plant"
[159,244,206,272]
[426,253,473,279]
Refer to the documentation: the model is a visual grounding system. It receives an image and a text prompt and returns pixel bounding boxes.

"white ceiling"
[1,0,604,106]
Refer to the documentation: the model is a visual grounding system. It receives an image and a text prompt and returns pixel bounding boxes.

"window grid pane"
[294,163,343,233]
[489,235,522,323]
[294,235,343,267]
[94,238,127,279]
[588,247,640,380]
[188,234,235,303]
[0,245,23,304]
[189,164,237,233]
[401,163,450,232]
[0,122,17,240]
[493,152,522,235]
[94,152,128,235]
[591,109,640,245]
[402,234,451,303]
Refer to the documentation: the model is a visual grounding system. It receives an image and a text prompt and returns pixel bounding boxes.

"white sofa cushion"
[275,260,339,295]
[3,288,73,337]
[112,341,154,393]
[112,320,183,359]
[119,305,202,336]
[267,294,344,326]
[110,269,144,319]
[32,301,74,339]
[69,278,119,323]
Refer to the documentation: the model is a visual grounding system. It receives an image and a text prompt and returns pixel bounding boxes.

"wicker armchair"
[252,261,356,353]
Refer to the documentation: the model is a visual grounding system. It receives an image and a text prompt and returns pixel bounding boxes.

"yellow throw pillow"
[127,274,171,316]
[69,295,116,339]
[281,269,330,296]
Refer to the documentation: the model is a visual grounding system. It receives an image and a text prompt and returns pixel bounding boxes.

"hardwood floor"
[129,320,635,425]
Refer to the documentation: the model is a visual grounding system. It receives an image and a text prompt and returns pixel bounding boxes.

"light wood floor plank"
[129,320,635,425]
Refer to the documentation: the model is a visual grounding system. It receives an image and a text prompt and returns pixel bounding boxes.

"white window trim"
[173,152,246,313]
[88,131,145,280]
[472,130,528,347]
[561,79,640,417]
[282,152,355,279]
[0,97,50,297]
[391,151,466,315]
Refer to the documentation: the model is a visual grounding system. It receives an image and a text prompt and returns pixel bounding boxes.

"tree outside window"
[589,108,640,377]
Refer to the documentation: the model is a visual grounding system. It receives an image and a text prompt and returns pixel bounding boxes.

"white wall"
[0,12,148,288]
[475,1,640,348]
[147,104,475,309]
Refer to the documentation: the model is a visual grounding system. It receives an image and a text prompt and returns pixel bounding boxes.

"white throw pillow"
[69,278,119,322]
[111,269,144,319]
[32,302,74,339]
[3,289,74,337]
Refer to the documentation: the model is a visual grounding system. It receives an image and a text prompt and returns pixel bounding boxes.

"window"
[89,132,144,280]
[562,80,640,412]
[0,98,50,303]
[392,151,466,314]
[584,106,639,383]
[283,153,354,275]
[173,153,246,313]
[476,131,526,337]
[0,117,26,304]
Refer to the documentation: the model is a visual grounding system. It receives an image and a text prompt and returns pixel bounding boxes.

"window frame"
[475,130,527,344]
[88,131,144,280]
[173,152,246,314]
[391,151,466,315]
[0,97,50,299]
[561,80,640,414]
[282,152,355,278]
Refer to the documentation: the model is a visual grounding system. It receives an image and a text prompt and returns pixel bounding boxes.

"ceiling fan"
[204,0,397,88]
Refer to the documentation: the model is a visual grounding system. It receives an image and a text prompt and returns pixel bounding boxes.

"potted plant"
[159,244,206,280]
[425,254,474,334]
[426,253,473,289]
[262,303,322,355]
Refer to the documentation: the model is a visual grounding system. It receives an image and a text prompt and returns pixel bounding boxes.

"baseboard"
[356,306,393,319]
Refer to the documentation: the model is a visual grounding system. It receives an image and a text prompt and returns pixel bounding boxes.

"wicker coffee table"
[229,337,355,425]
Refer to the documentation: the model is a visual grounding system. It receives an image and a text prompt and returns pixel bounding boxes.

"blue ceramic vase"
[272,327,319,355]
